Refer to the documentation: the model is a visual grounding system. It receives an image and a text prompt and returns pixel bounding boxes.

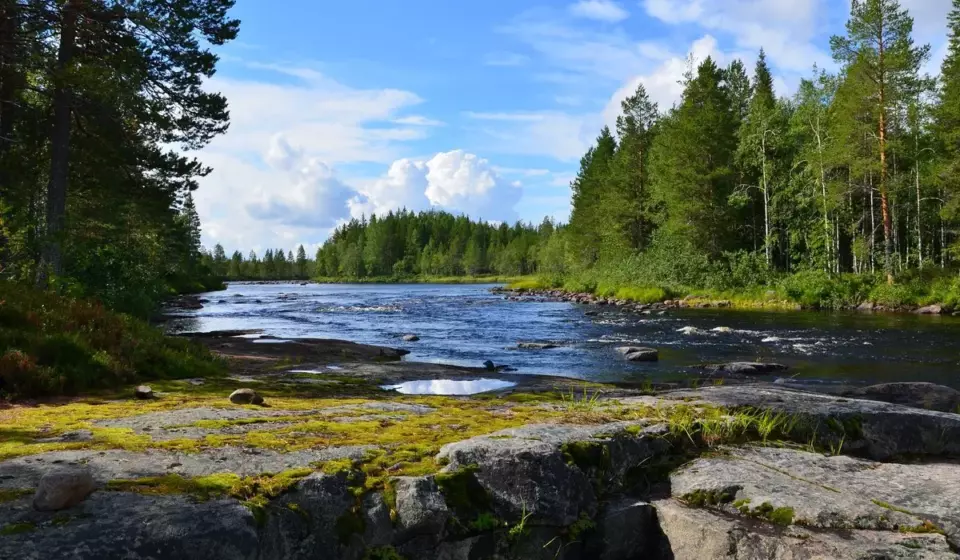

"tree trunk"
[877,15,894,285]
[0,0,22,273]
[761,131,771,267]
[915,135,922,269]
[37,0,79,287]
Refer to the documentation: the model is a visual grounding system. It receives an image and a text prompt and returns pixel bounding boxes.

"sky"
[193,0,953,256]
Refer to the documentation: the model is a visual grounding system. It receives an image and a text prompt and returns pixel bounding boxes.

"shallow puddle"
[380,378,516,395]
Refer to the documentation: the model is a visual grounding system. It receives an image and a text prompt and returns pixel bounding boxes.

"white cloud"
[569,0,630,22]
[392,115,445,126]
[468,110,597,161]
[484,52,531,66]
[349,150,522,221]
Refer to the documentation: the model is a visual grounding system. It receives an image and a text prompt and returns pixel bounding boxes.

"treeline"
[207,244,312,281]
[546,0,960,307]
[0,1,238,316]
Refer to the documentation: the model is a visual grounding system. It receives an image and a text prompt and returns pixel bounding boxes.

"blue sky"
[194,0,952,254]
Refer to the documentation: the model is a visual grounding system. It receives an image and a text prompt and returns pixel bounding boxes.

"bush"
[0,281,224,398]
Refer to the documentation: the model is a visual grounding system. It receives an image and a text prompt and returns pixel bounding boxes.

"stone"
[710,326,733,333]
[517,342,558,350]
[654,498,954,560]
[669,446,960,548]
[583,499,667,560]
[916,304,944,315]
[393,476,451,537]
[259,472,355,560]
[402,334,420,342]
[616,347,659,362]
[701,362,789,375]
[846,382,960,413]
[229,388,263,405]
[3,492,258,560]
[483,360,496,371]
[32,468,96,511]
[134,385,153,399]
[857,301,875,311]
[652,384,960,460]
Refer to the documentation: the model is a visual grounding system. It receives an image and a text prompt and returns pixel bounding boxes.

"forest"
[0,1,236,317]
[287,0,960,309]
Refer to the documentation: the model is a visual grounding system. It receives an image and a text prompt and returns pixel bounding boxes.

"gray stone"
[402,334,420,342]
[616,346,658,362]
[655,498,954,560]
[702,362,789,375]
[916,304,944,315]
[32,468,96,511]
[846,382,960,413]
[671,446,960,549]
[393,476,451,537]
[650,385,960,460]
[857,301,875,312]
[517,342,559,350]
[1,492,258,560]
[134,385,153,399]
[259,472,355,560]
[229,388,263,405]
[583,498,665,560]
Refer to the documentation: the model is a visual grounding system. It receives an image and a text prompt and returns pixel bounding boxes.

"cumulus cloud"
[569,0,630,22]
[349,150,522,222]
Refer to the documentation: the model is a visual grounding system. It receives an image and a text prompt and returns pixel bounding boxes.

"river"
[166,282,960,389]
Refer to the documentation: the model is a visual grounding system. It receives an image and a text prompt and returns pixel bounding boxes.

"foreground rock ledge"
[2,384,960,559]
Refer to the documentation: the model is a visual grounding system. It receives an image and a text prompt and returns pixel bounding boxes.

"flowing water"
[167,282,960,389]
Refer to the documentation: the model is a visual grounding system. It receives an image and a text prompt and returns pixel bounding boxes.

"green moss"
[900,521,945,535]
[745,502,795,526]
[0,488,32,503]
[363,546,407,560]
[435,466,490,514]
[566,512,596,542]
[469,512,502,532]
[0,521,35,535]
[733,498,752,514]
[872,499,913,515]
[681,488,736,507]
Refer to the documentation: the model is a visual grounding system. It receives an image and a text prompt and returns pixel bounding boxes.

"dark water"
[167,283,960,389]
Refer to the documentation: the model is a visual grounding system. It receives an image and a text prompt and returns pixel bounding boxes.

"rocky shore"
[493,286,958,316]
[1,333,959,559]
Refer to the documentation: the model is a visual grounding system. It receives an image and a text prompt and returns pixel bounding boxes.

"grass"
[0,281,225,398]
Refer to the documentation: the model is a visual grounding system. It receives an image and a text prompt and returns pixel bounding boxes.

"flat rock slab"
[671,446,960,548]
[0,491,258,560]
[702,362,789,375]
[845,382,960,413]
[0,446,375,489]
[655,498,955,560]
[642,385,960,460]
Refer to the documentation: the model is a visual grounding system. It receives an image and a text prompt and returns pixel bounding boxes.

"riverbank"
[507,273,960,315]
[2,328,960,558]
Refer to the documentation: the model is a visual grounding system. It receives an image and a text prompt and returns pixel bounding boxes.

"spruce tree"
[935,0,960,264]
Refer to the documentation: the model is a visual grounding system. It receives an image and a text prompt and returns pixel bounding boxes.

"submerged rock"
[517,342,559,350]
[702,362,788,375]
[32,468,96,512]
[229,388,264,406]
[616,346,659,362]
[402,334,420,342]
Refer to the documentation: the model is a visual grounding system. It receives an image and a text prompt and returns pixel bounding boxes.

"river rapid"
[166,282,960,389]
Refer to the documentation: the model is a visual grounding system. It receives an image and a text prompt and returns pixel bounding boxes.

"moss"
[469,512,502,532]
[872,499,913,516]
[561,441,610,473]
[681,488,736,507]
[566,512,596,542]
[435,465,490,514]
[899,521,945,535]
[363,546,407,560]
[0,488,32,503]
[335,507,366,545]
[733,498,752,514]
[0,521,35,535]
[745,502,795,526]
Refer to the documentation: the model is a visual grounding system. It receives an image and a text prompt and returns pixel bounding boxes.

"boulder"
[857,301,875,312]
[32,468,96,511]
[402,334,420,342]
[655,498,954,560]
[702,362,788,375]
[517,342,558,350]
[482,360,496,371]
[229,388,264,406]
[916,304,944,315]
[393,476,451,537]
[134,385,154,400]
[583,499,667,560]
[669,445,960,549]
[615,347,659,362]
[846,382,960,413]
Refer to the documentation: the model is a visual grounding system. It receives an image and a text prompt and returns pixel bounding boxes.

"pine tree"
[296,244,307,278]
[831,0,930,282]
[935,0,960,264]
[567,127,617,266]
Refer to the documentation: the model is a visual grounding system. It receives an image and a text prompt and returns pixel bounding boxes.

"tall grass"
[0,282,224,398]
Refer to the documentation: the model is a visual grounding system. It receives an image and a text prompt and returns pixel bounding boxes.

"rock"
[654,498,954,560]
[3,492,259,560]
[652,384,960,460]
[393,476,451,537]
[670,445,960,549]
[916,304,944,315]
[583,499,667,560]
[134,385,153,399]
[710,326,733,333]
[517,342,558,350]
[402,334,420,342]
[259,472,355,559]
[857,301,875,311]
[702,362,788,375]
[677,326,701,335]
[32,468,96,511]
[229,388,264,406]
[847,382,960,413]
[483,360,496,371]
[616,346,659,362]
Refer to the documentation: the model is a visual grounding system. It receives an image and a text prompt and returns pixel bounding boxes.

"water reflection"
[381,379,517,395]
